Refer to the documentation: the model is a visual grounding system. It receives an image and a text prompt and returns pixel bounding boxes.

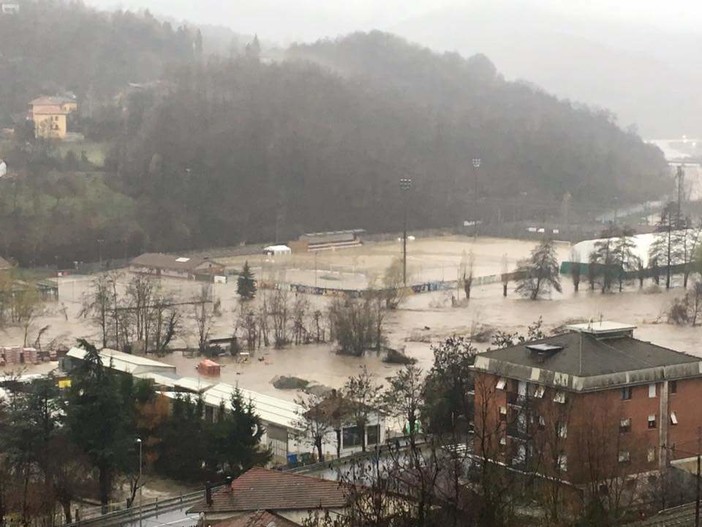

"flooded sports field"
[2,236,700,399]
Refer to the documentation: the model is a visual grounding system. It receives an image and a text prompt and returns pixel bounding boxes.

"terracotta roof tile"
[189,467,347,513]
[214,510,301,527]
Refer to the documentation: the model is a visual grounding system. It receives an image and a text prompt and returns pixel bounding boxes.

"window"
[648,447,657,463]
[557,454,567,472]
[558,423,568,439]
[499,406,507,421]
[553,391,566,404]
[670,380,677,394]
[648,415,657,429]
[499,437,507,446]
[342,426,363,448]
[538,416,546,430]
[649,384,657,398]
[496,378,507,390]
[534,386,545,398]
[620,418,631,433]
[618,451,631,463]
[670,412,678,425]
[366,424,380,445]
[622,386,632,400]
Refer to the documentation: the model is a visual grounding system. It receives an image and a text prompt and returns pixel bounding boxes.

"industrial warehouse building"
[62,347,384,464]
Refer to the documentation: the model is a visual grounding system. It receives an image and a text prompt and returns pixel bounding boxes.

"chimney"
[205,481,213,506]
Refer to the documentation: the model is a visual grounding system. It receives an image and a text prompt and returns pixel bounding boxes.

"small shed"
[197,359,221,377]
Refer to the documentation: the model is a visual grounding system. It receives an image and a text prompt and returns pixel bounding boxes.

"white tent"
[570,233,657,267]
[263,245,292,256]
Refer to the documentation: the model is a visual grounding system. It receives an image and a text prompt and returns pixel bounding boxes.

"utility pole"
[472,158,481,237]
[676,165,685,227]
[400,178,412,286]
[136,437,143,527]
[696,427,701,527]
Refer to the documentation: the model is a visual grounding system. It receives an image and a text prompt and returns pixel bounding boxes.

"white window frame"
[496,378,507,390]
[671,412,678,425]
[618,451,630,463]
[557,453,567,472]
[534,385,545,399]
[649,383,656,398]
[499,406,507,416]
[553,391,566,404]
[620,418,631,432]
[558,423,568,438]
[648,414,657,428]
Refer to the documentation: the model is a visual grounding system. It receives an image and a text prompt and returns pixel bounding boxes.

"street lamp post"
[400,178,412,286]
[97,239,104,268]
[472,158,481,237]
[136,437,143,527]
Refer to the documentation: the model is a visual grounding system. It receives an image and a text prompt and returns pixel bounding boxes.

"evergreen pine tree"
[237,261,256,300]
[515,239,562,300]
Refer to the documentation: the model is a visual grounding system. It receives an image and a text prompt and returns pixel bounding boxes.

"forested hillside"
[0,0,200,126]
[108,32,668,253]
[0,9,670,264]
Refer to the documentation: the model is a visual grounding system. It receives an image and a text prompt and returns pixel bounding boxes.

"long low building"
[62,347,177,376]
[129,253,225,280]
[62,347,385,465]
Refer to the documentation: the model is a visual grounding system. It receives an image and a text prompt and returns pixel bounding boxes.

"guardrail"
[64,491,202,527]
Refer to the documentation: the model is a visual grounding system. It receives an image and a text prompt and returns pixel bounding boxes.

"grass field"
[218,235,572,290]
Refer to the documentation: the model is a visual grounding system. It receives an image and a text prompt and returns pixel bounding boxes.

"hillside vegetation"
[0,4,670,265]
[0,0,200,126]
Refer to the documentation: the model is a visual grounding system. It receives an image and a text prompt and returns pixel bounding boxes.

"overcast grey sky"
[85,0,702,42]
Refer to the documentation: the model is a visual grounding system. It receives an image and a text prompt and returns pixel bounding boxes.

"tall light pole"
[400,178,412,286]
[472,158,481,237]
[136,437,143,527]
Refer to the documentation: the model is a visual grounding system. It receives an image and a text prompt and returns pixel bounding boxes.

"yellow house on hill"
[28,96,78,139]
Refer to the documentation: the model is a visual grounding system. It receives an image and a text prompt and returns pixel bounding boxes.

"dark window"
[367,425,380,445]
[670,381,677,394]
[621,387,632,400]
[342,426,362,448]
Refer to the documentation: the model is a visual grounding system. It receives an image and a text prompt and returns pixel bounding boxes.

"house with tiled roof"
[212,510,301,527]
[28,96,77,139]
[189,467,348,525]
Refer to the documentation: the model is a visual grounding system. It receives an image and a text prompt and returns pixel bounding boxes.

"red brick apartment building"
[472,321,702,486]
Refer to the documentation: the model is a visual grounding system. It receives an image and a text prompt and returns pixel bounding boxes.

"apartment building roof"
[473,325,702,392]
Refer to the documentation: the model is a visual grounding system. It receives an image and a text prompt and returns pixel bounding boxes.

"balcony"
[507,392,527,407]
[506,423,530,441]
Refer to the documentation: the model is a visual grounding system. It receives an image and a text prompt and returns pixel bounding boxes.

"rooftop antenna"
[599,313,604,326]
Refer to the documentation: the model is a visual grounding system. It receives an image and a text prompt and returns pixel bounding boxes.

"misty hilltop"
[0,3,668,264]
[82,0,702,137]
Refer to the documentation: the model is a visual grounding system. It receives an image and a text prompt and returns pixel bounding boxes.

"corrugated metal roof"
[133,371,214,393]
[66,347,177,376]
[160,382,303,431]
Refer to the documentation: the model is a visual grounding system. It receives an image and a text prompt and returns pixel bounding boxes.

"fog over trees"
[0,3,670,265]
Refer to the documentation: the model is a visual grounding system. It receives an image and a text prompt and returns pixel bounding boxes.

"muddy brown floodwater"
[2,236,700,400]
